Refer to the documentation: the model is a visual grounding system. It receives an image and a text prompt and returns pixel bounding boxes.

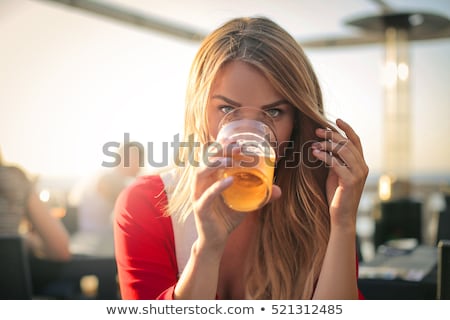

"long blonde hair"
[169,17,334,299]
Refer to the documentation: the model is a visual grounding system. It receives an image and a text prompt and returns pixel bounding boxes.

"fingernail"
[223,176,234,184]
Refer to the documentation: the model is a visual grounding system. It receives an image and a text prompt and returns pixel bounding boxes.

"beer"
[221,156,275,212]
[216,107,277,212]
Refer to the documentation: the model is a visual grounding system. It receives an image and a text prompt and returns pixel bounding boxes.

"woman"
[114,16,368,299]
[0,151,71,261]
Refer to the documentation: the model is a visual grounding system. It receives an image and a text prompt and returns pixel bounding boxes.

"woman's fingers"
[194,176,234,212]
[313,119,368,178]
[193,157,231,200]
[336,118,364,157]
[270,184,282,202]
[311,147,351,178]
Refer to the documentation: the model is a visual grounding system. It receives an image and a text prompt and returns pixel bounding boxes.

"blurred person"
[114,17,368,299]
[0,149,71,261]
[74,143,142,234]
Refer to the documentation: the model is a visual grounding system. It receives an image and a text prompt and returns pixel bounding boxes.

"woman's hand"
[311,119,369,229]
[192,147,281,253]
[192,156,245,251]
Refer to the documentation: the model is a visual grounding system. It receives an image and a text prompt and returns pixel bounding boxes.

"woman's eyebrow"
[211,95,288,109]
[211,95,241,107]
[262,99,289,109]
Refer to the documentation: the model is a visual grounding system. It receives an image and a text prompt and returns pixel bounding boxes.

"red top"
[114,174,364,300]
[114,175,177,299]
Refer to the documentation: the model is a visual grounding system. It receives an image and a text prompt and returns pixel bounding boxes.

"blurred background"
[1,0,449,261]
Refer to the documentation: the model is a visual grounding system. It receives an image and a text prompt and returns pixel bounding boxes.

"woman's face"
[207,61,295,149]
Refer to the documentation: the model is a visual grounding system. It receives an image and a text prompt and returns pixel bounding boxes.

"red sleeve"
[114,175,178,300]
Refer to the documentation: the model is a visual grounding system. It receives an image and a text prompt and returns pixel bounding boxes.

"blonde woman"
[114,16,368,300]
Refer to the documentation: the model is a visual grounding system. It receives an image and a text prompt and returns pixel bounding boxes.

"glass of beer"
[216,107,277,212]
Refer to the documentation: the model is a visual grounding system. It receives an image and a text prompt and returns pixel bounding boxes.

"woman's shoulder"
[115,167,181,220]
[114,171,174,232]
[118,174,167,209]
[0,165,29,182]
[0,165,31,197]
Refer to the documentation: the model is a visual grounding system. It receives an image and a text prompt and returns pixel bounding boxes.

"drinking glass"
[216,107,277,212]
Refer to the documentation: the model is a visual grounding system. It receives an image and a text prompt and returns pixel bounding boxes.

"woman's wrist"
[174,240,223,299]
[330,219,357,236]
[192,239,225,263]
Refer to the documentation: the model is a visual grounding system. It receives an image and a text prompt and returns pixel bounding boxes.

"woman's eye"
[266,108,282,118]
[219,105,234,114]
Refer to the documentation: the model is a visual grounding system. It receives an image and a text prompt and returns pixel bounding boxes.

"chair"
[437,239,450,299]
[374,198,422,248]
[436,195,450,244]
[29,254,119,299]
[0,235,33,299]
[60,205,79,235]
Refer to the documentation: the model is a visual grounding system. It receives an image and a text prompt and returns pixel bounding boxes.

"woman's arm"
[173,240,224,299]
[173,172,234,299]
[312,225,358,299]
[26,191,71,261]
[311,119,368,299]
